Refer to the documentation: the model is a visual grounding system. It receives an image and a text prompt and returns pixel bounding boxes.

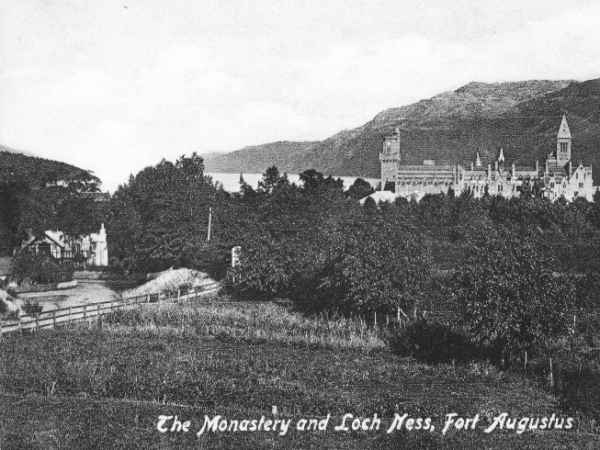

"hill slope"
[204,79,600,180]
[203,141,317,174]
[0,146,99,186]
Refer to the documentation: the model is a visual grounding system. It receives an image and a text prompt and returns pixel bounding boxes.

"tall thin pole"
[206,207,212,242]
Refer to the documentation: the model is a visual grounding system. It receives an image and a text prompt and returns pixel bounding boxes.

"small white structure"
[22,224,109,267]
[231,246,242,268]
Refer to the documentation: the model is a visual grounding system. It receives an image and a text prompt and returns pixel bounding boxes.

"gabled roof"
[22,231,66,249]
[557,114,571,139]
[498,148,505,163]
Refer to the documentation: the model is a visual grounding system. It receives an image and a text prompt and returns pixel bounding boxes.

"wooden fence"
[0,280,221,336]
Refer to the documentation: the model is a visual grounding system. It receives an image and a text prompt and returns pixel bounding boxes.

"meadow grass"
[101,300,386,351]
[0,299,598,448]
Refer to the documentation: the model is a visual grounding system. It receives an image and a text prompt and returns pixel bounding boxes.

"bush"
[22,300,43,317]
[450,230,577,364]
[231,200,431,316]
[387,319,484,364]
[11,252,74,284]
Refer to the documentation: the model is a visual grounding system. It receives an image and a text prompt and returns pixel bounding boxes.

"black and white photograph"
[1,0,600,448]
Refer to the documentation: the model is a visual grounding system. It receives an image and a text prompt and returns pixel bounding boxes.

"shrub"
[22,300,43,317]
[450,229,577,364]
[387,319,483,364]
[231,201,431,316]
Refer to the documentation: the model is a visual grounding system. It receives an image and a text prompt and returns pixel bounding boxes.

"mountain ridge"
[204,79,600,179]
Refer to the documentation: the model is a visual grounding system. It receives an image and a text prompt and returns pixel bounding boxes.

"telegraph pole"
[206,207,212,242]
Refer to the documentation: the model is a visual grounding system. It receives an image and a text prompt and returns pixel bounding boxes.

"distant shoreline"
[206,172,379,193]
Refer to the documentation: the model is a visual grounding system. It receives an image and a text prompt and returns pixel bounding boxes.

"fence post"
[177,289,181,304]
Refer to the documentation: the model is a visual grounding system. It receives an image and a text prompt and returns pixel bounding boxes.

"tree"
[346,178,374,200]
[451,228,576,364]
[257,166,288,195]
[107,154,220,273]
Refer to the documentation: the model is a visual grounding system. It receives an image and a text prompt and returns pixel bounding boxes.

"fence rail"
[0,281,221,336]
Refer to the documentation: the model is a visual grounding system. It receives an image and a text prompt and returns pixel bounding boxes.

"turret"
[99,223,106,240]
[556,114,572,165]
[379,127,401,191]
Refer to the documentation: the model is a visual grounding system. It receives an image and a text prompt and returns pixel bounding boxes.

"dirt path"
[16,281,119,312]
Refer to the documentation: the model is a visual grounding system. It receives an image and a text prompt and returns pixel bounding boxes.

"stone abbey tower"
[556,114,572,165]
[379,127,401,190]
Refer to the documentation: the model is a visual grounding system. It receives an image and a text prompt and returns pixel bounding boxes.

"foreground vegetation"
[1,300,599,448]
[5,153,600,447]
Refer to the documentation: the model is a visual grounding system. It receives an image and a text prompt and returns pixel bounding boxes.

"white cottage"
[22,224,109,267]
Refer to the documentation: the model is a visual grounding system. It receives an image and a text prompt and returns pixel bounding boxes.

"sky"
[1,0,599,192]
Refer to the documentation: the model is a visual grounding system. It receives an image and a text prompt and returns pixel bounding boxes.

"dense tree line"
[6,152,600,416]
[0,165,104,254]
[103,156,600,368]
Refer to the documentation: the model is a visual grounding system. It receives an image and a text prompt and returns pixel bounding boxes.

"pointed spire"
[557,113,571,139]
[475,152,482,167]
[498,148,505,163]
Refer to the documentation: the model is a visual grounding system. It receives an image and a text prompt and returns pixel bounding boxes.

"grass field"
[1,300,598,448]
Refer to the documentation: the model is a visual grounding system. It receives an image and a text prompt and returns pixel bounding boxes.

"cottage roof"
[22,231,66,249]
